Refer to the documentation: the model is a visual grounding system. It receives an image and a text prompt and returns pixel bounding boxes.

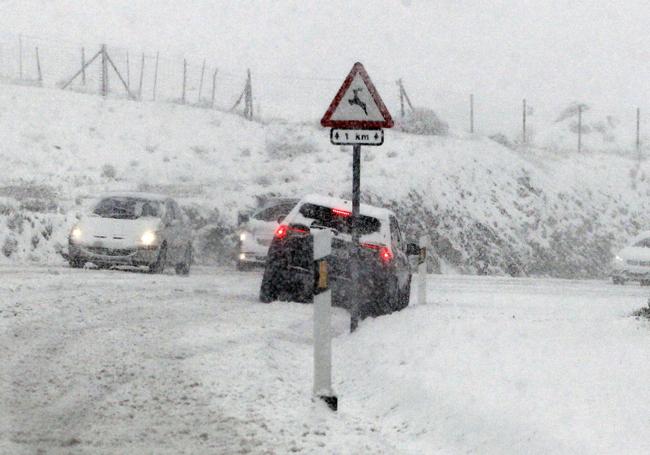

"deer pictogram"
[348,88,368,115]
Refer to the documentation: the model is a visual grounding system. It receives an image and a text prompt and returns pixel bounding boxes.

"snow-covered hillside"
[0,83,648,276]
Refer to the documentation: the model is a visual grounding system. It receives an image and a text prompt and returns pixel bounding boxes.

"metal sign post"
[321,62,393,332]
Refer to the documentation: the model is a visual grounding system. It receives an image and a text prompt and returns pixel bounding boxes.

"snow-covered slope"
[0,83,648,276]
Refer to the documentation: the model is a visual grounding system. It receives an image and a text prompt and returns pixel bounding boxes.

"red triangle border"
[320,62,394,129]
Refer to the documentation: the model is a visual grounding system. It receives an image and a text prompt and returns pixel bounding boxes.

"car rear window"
[94,197,162,219]
[298,203,380,235]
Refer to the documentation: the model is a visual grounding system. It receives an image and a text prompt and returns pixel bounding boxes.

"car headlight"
[240,232,247,242]
[141,230,157,246]
[615,255,624,262]
[70,227,82,241]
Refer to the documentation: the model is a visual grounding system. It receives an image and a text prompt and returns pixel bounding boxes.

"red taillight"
[275,225,288,239]
[275,224,308,240]
[332,208,352,217]
[379,247,393,264]
[361,243,393,264]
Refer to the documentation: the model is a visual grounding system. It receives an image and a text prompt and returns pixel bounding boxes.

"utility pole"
[138,52,145,100]
[522,98,527,144]
[152,51,159,101]
[198,59,206,103]
[470,94,474,133]
[18,34,23,80]
[637,107,641,163]
[211,68,218,108]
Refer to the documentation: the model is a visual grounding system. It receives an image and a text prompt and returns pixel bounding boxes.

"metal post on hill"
[182,59,187,104]
[81,47,86,85]
[470,93,474,134]
[126,51,131,89]
[636,107,641,165]
[198,59,206,104]
[578,104,582,153]
[152,51,159,101]
[138,52,145,100]
[522,98,527,144]
[211,68,218,108]
[101,44,108,96]
[18,34,23,80]
[35,47,42,85]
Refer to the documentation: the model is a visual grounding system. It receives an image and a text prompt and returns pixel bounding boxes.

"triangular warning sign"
[321,62,393,129]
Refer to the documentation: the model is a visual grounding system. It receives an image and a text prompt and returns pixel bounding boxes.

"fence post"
[181,59,187,104]
[18,34,23,80]
[101,44,108,96]
[138,52,145,100]
[398,79,405,118]
[312,228,337,411]
[197,59,206,103]
[35,47,42,84]
[152,51,159,101]
[81,47,86,85]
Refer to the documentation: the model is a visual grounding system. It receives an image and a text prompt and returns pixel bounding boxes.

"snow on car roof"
[98,191,169,202]
[300,194,394,220]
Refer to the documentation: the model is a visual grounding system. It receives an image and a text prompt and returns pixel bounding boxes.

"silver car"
[237,197,299,270]
[68,192,193,274]
[611,231,650,285]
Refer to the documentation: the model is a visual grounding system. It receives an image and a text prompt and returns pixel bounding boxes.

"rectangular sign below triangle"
[330,128,384,146]
[321,62,393,129]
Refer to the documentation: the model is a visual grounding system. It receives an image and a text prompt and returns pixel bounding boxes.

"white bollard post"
[312,228,337,411]
[418,235,430,306]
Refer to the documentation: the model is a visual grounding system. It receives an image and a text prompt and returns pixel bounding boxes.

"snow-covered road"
[1,266,649,454]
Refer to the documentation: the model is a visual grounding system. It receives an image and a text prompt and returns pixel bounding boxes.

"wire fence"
[0,31,648,156]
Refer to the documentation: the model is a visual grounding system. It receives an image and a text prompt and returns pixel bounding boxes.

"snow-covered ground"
[1,82,649,276]
[2,265,649,454]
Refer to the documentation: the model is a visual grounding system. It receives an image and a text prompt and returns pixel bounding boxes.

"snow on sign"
[321,62,393,130]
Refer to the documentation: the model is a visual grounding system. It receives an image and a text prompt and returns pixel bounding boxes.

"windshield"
[298,203,380,235]
[93,197,162,220]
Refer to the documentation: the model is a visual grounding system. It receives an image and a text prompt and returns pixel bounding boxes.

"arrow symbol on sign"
[335,132,340,139]
[374,133,379,140]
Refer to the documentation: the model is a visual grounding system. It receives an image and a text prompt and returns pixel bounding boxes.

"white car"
[68,192,193,274]
[237,197,299,270]
[611,231,650,285]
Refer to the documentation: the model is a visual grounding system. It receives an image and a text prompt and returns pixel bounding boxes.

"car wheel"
[149,244,167,274]
[174,244,192,276]
[397,276,411,310]
[612,276,625,285]
[68,257,85,269]
[260,263,281,303]
[641,279,650,287]
[370,277,398,317]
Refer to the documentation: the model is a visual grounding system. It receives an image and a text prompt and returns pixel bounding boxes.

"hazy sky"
[1,0,648,130]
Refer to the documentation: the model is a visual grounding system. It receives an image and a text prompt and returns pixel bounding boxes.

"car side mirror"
[277,215,285,224]
[406,243,420,256]
[238,212,250,225]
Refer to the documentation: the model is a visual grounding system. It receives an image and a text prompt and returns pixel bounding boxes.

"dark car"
[259,194,418,319]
